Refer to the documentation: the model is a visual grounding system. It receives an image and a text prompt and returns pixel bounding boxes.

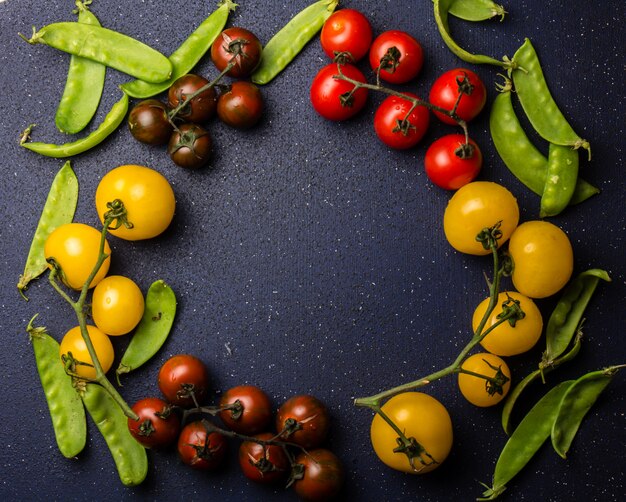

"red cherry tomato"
[217,81,264,130]
[424,134,482,190]
[177,421,227,470]
[275,395,330,449]
[218,385,272,435]
[369,30,424,84]
[157,354,209,407]
[310,63,368,121]
[373,93,430,149]
[320,9,373,62]
[429,68,487,125]
[238,432,290,484]
[211,27,262,78]
[127,397,180,449]
[292,449,345,501]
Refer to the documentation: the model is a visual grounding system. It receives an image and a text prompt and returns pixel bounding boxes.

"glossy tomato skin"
[158,354,209,407]
[320,9,373,62]
[211,27,262,78]
[429,68,487,125]
[424,134,482,190]
[91,275,145,336]
[168,123,213,169]
[369,30,424,84]
[238,432,290,484]
[44,222,111,290]
[178,421,227,470]
[127,397,180,449]
[458,353,511,407]
[276,395,330,449]
[95,164,176,241]
[167,74,217,123]
[127,99,173,145]
[219,385,272,435]
[292,448,345,501]
[310,63,368,121]
[59,325,114,380]
[217,81,263,129]
[370,392,453,474]
[373,93,430,149]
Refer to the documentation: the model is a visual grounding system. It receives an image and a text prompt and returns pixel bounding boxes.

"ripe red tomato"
[429,68,487,125]
[320,9,373,62]
[218,385,272,435]
[310,63,368,121]
[369,30,424,84]
[373,93,430,149]
[127,397,180,449]
[158,354,209,407]
[211,27,262,78]
[177,421,227,470]
[238,432,290,484]
[424,134,482,190]
[292,449,344,501]
[275,395,330,449]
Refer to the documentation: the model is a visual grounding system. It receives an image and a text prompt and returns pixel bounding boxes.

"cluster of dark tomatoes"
[311,8,488,190]
[127,27,264,169]
[127,354,344,501]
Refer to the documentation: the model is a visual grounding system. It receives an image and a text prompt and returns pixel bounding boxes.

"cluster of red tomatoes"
[128,27,264,169]
[310,9,487,190]
[128,354,344,500]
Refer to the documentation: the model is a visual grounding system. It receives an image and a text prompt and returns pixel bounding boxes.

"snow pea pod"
[18,161,78,297]
[55,1,106,134]
[21,92,128,157]
[116,280,176,380]
[511,38,591,159]
[27,317,86,458]
[551,366,622,459]
[121,0,235,99]
[81,383,148,486]
[445,0,506,22]
[21,22,172,83]
[251,0,339,85]
[540,143,579,217]
[479,380,575,500]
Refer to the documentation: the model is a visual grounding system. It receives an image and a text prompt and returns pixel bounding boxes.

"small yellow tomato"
[59,325,114,379]
[92,275,145,336]
[508,220,574,298]
[473,292,543,356]
[44,223,111,290]
[443,181,519,255]
[370,392,453,474]
[458,353,511,407]
[95,164,176,241]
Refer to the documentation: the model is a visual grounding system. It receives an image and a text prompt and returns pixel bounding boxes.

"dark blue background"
[0,0,624,500]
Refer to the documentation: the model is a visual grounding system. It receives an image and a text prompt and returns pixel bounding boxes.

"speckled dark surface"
[0,0,624,500]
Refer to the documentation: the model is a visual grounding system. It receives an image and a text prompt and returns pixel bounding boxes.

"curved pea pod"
[27,317,86,458]
[511,38,591,159]
[21,92,129,158]
[551,365,623,459]
[446,0,507,22]
[540,144,579,218]
[479,380,575,500]
[544,269,610,362]
[251,0,339,85]
[116,280,176,380]
[21,22,172,83]
[121,0,236,98]
[81,383,148,486]
[55,1,106,134]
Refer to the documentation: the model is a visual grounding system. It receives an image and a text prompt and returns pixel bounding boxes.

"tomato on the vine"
[91,275,144,336]
[127,397,180,449]
[218,384,272,435]
[373,93,430,149]
[310,62,368,121]
[424,134,482,190]
[167,74,217,123]
[217,81,264,129]
[292,448,344,501]
[211,27,262,78]
[276,395,330,448]
[429,68,487,125]
[320,8,373,63]
[158,354,209,407]
[59,325,114,379]
[127,99,173,145]
[369,30,424,84]
[168,123,213,169]
[177,421,227,470]
[370,392,453,474]
[458,353,511,407]
[238,432,290,484]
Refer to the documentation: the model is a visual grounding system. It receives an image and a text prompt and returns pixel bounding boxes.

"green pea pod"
[21,92,129,157]
[539,144,579,218]
[511,38,591,159]
[18,161,78,298]
[251,0,339,85]
[445,0,507,22]
[27,317,86,458]
[21,22,172,83]
[551,366,622,459]
[479,380,575,500]
[116,280,177,379]
[121,0,236,98]
[55,1,106,134]
[81,383,148,486]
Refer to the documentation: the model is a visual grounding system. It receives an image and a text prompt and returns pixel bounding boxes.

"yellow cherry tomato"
[370,392,453,474]
[473,292,543,356]
[95,164,176,241]
[508,220,574,298]
[443,181,519,255]
[44,223,111,290]
[458,353,511,407]
[91,275,145,336]
[59,325,114,379]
